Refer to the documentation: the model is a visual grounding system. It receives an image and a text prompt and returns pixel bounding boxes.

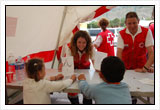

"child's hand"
[70,74,76,82]
[56,74,64,80]
[78,74,86,80]
[58,63,63,72]
[50,76,57,81]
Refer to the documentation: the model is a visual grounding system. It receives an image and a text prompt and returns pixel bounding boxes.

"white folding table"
[6,69,154,104]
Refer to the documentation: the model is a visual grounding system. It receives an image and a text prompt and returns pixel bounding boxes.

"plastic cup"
[6,72,13,83]
[6,61,9,72]
[8,65,15,73]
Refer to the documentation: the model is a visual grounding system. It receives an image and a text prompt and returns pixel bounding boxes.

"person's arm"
[117,48,123,60]
[145,46,154,67]
[91,46,96,66]
[93,44,98,49]
[58,63,63,72]
[116,34,124,60]
[50,74,64,81]
[135,29,154,73]
[44,74,76,93]
[93,35,102,49]
[144,47,154,72]
[78,74,94,99]
[135,46,154,73]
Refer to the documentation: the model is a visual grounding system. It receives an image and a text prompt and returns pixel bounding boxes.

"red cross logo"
[107,33,114,46]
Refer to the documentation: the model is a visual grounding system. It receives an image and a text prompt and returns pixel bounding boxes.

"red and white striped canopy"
[6,6,115,63]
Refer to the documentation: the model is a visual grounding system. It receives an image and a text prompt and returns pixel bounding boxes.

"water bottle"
[24,55,31,77]
[26,55,31,63]
[15,56,25,81]
[7,52,16,82]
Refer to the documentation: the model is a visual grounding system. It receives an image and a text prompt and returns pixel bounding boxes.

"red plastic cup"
[6,72,13,83]
[8,65,15,73]
[6,61,9,72]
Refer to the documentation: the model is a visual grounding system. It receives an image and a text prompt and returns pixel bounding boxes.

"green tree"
[87,21,99,28]
[112,18,120,27]
[109,18,125,28]
[120,17,125,27]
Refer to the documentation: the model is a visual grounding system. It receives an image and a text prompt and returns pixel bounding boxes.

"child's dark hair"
[101,56,125,82]
[25,58,44,82]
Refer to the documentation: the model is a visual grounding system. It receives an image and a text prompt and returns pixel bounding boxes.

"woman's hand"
[134,68,146,73]
[134,67,154,73]
[148,67,154,73]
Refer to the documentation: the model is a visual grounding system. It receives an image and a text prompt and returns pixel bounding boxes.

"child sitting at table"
[23,58,76,104]
[78,56,132,104]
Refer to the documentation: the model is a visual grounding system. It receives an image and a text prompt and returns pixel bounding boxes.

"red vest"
[149,23,154,39]
[96,29,115,56]
[74,53,90,69]
[120,26,148,69]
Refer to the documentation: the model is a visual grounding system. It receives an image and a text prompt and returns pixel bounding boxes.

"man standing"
[117,12,154,73]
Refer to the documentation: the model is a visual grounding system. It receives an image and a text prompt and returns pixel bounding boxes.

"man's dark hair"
[101,56,125,82]
[125,12,139,22]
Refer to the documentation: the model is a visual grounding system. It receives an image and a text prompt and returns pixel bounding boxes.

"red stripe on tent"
[22,50,55,63]
[94,6,110,18]
[22,6,114,63]
[72,26,79,34]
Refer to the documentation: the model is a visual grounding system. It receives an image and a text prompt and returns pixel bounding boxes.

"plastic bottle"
[15,56,25,81]
[24,55,31,77]
[26,55,31,63]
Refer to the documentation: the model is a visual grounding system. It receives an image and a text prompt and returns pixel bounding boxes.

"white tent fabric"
[6,6,64,59]
[6,6,100,58]
[6,6,116,67]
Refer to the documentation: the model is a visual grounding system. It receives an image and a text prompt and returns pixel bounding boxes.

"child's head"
[100,56,125,83]
[70,30,93,59]
[25,58,45,82]
[98,18,109,31]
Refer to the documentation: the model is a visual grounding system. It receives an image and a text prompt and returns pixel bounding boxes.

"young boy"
[78,56,132,104]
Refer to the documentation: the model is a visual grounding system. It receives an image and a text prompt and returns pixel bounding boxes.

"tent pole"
[51,6,67,69]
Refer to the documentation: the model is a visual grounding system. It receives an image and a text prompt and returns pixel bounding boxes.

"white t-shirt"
[23,78,73,104]
[93,35,103,47]
[117,25,154,49]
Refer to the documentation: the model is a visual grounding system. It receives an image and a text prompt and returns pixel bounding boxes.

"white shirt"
[23,78,73,104]
[93,35,103,47]
[117,25,154,49]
